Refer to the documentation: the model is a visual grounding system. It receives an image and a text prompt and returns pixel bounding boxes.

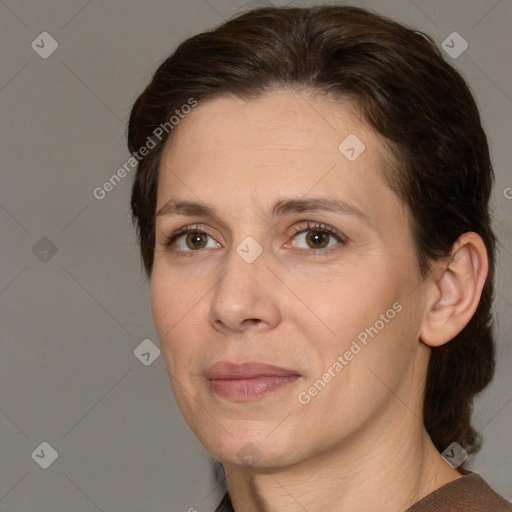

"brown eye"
[305,230,330,249]
[289,223,345,252]
[165,227,221,253]
[185,232,209,250]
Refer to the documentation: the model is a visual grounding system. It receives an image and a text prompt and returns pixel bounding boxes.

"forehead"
[161,90,367,162]
[156,90,403,224]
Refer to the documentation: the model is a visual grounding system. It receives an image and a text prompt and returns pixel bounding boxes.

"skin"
[150,89,488,511]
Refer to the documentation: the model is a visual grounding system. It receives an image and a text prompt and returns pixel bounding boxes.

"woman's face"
[151,89,430,468]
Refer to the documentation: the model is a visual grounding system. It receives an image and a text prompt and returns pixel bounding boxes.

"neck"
[223,398,461,512]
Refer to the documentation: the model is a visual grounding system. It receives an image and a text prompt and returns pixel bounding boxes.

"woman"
[127,5,511,511]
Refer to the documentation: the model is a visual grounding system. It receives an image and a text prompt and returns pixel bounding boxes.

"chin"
[199,424,304,470]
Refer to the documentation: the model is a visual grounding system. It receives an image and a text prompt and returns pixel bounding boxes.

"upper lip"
[205,361,300,380]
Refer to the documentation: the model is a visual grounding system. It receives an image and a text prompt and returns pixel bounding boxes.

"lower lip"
[209,375,300,400]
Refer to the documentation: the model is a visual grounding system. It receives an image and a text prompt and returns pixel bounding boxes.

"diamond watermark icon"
[32,237,58,263]
[441,32,468,59]
[442,441,468,469]
[31,32,59,59]
[237,442,262,465]
[338,134,366,161]
[134,338,161,366]
[31,441,58,469]
[236,236,263,264]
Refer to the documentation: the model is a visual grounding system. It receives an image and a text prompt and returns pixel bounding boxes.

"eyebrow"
[156,197,368,223]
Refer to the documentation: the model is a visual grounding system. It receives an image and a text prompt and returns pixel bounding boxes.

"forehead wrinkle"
[155,195,370,229]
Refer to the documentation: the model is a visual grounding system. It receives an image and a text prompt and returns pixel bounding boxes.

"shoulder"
[406,473,512,512]
[214,473,511,512]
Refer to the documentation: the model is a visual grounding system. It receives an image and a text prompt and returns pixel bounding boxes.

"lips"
[205,361,301,400]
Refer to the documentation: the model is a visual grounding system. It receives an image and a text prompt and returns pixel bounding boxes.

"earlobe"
[420,232,488,348]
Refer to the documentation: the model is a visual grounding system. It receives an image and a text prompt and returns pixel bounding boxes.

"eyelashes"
[163,224,217,252]
[164,225,219,253]
[288,222,348,250]
[161,221,348,256]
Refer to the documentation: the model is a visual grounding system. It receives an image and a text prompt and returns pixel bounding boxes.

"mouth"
[205,361,301,401]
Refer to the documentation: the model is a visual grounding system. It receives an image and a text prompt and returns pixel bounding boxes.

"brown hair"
[127,5,496,460]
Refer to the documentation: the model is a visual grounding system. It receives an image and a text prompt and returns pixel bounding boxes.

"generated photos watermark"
[93,98,198,200]
[298,301,403,404]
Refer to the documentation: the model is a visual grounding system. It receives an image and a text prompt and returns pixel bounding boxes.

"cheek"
[150,273,195,369]
[150,276,173,337]
[150,268,201,334]
[291,266,396,341]
[150,269,214,374]
[292,265,416,393]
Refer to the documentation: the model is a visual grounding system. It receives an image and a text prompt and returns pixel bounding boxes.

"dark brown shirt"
[215,473,512,511]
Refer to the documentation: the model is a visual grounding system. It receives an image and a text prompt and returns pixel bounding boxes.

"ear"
[420,232,489,348]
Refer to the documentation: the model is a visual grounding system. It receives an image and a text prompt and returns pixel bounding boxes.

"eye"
[162,221,347,256]
[286,222,347,251]
[164,225,221,252]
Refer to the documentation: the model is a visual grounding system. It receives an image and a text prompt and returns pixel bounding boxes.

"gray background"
[0,0,511,510]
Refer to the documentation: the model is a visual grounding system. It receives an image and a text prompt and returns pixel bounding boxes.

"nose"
[208,241,282,334]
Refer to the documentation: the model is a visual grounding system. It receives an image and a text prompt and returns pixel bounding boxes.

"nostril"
[243,318,261,325]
